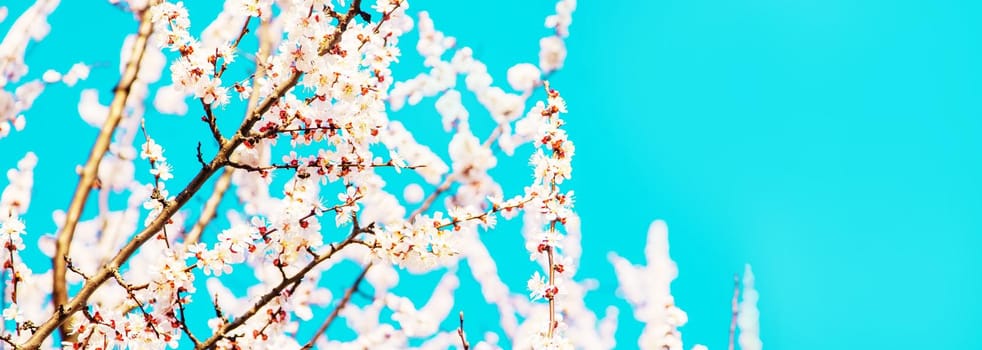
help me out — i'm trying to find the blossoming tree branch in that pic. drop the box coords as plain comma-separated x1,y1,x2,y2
0,0,762,349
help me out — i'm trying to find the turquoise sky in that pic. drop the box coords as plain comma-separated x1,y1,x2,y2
3,1,982,349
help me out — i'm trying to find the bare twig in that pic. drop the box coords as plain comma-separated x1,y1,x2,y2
301,263,372,350
457,311,470,350
0,334,21,350
200,101,225,144
63,257,90,281
184,166,234,245
196,142,208,168
215,17,252,78
546,236,557,338
176,289,202,347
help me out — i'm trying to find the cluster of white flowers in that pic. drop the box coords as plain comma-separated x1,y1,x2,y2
513,87,580,349
0,154,32,338
0,1,54,138
387,5,579,157
368,212,456,271
607,222,764,350
138,137,179,227
0,1,765,349
738,264,763,350
539,0,575,73
0,153,44,339
609,220,692,350
151,2,234,106
381,121,450,183
0,152,36,218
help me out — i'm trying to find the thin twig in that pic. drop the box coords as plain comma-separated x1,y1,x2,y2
184,166,234,245
200,100,225,144
457,311,470,350
195,237,360,349
301,263,372,350
215,17,252,78
63,257,90,281
546,240,557,338
0,334,21,350
110,270,162,339
227,159,421,173
196,142,208,168
176,289,202,347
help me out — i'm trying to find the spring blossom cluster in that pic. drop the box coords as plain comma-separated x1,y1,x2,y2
0,0,763,349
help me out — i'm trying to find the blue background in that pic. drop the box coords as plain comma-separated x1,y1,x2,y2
3,0,982,349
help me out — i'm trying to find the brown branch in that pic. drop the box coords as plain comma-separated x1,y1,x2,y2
300,263,372,350
185,13,268,246
215,17,252,79
196,142,208,168
63,257,90,281
184,166,234,245
110,270,161,339
227,159,421,173
4,236,21,335
22,2,367,347
189,6,373,350
546,239,557,338
200,100,225,144
265,125,341,135
0,334,20,350
195,238,360,349
51,4,157,343
176,289,202,347
436,196,533,231
457,311,470,350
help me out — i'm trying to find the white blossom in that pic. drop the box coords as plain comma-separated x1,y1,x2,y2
738,264,763,350
0,2,763,349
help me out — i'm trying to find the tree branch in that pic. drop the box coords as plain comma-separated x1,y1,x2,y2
300,262,372,350
200,101,225,144
22,1,366,347
51,4,156,343
184,166,234,245
196,238,360,349
457,311,470,350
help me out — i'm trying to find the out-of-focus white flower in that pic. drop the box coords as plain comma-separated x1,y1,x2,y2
738,264,762,350
609,220,689,350
154,84,189,115
404,183,424,204
41,69,61,83
2,303,23,321
62,62,90,86
507,63,541,91
539,36,567,73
